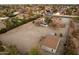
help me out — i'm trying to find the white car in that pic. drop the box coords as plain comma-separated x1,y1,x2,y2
13,12,20,15
40,24,48,27
0,17,9,20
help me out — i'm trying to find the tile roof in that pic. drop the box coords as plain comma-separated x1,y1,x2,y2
40,35,60,49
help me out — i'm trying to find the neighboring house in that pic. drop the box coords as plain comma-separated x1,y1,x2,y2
0,22,6,30
0,17,8,30
32,10,42,15
51,17,65,28
15,13,30,19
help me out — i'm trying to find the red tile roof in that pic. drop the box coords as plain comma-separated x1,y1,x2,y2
40,35,60,49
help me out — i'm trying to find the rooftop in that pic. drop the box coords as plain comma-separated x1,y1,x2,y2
40,35,60,49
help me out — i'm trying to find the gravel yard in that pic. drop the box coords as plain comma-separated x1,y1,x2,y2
0,22,54,53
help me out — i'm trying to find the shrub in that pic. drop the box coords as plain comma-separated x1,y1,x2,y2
73,17,79,23
0,41,3,46
60,33,63,37
64,39,77,55
0,28,7,34
12,18,23,26
1,15,41,34
29,48,40,55
7,45,20,55
45,16,52,24
0,41,5,52
0,46,5,52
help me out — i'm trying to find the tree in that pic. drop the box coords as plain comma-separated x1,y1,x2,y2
0,28,7,34
45,16,52,24
60,33,63,37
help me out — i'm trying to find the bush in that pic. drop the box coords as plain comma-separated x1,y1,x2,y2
0,28,7,34
5,18,25,30
64,39,77,55
6,11,16,17
29,48,40,55
12,18,24,26
1,15,41,33
0,46,5,52
45,16,52,24
73,17,79,23
0,41,3,46
0,41,5,52
7,45,20,55
64,50,76,55
60,33,63,37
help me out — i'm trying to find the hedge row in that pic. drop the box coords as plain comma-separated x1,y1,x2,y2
0,15,42,34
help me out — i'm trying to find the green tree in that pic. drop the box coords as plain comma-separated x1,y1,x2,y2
0,28,7,34
45,16,52,24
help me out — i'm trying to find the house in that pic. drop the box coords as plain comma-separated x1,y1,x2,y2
51,17,65,28
0,17,8,30
40,35,61,54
